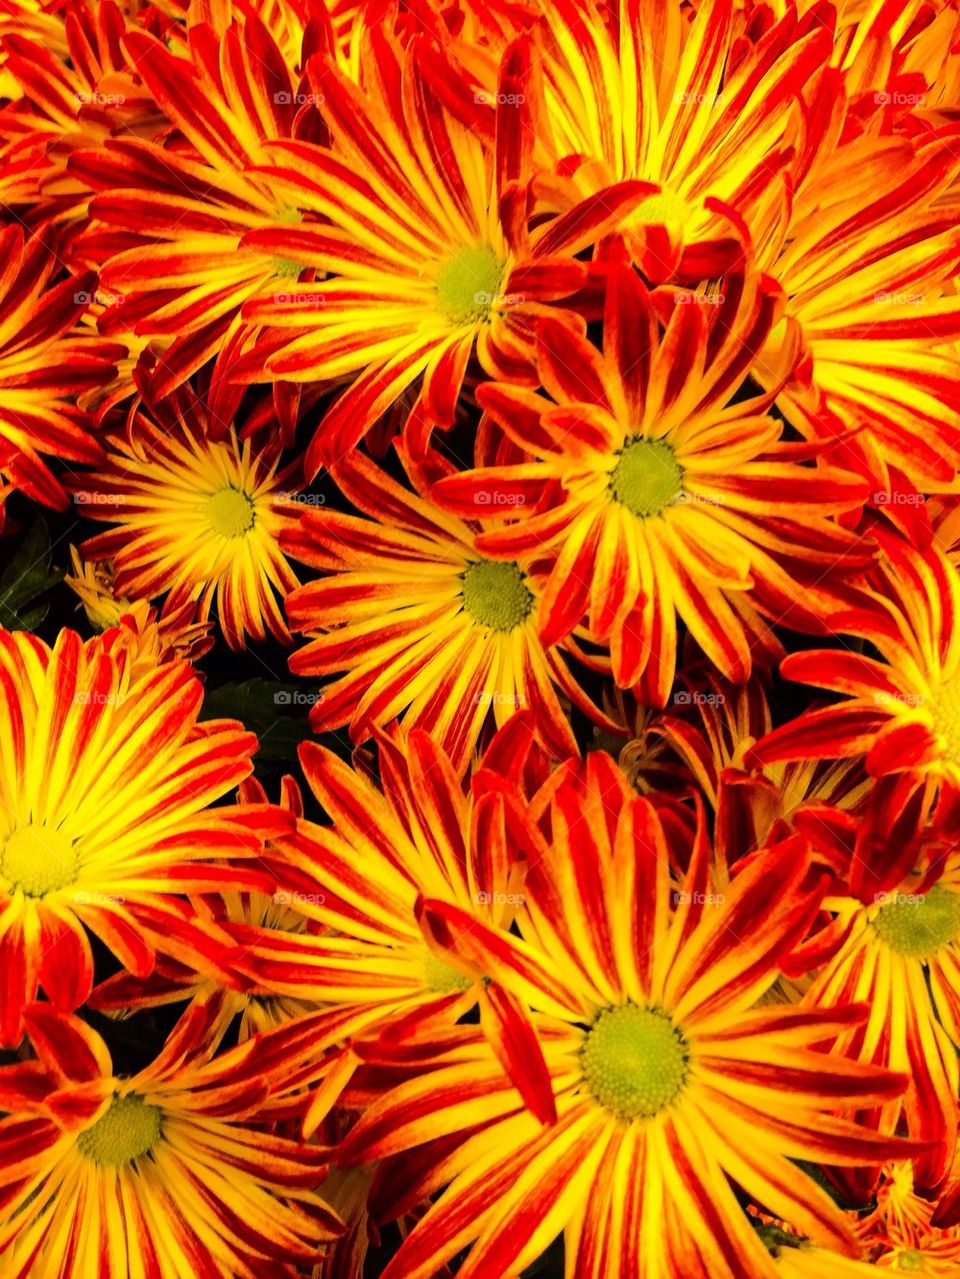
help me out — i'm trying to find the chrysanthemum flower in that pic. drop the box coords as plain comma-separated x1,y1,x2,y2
235,722,552,1133
68,16,327,402
0,226,123,508
0,625,284,1046
781,785,960,1192
433,264,871,699
338,753,916,1278
754,118,960,495
0,1002,342,1277
0,1,161,229
70,388,300,649
858,1161,960,1274
751,530,960,793
282,446,614,774
238,33,648,472
526,0,831,279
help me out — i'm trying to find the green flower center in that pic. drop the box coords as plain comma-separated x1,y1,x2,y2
422,950,474,994
581,1004,689,1122
895,1250,924,1271
77,1094,163,1166
931,676,960,766
609,438,684,518
271,256,305,278
435,245,504,326
872,883,960,958
206,486,256,538
631,190,690,226
460,560,534,633
0,825,79,898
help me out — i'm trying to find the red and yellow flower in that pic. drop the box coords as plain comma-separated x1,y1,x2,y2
65,547,214,673
282,446,613,774
69,16,326,405
237,31,647,472
0,1002,341,1277
337,753,917,1278
434,264,871,700
527,0,830,280
70,388,300,650
752,529,960,795
0,625,282,1046
858,1161,960,1274
232,722,551,1134
0,226,123,509
780,779,960,1193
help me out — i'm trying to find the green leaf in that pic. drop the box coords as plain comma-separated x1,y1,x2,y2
200,678,322,764
0,519,62,631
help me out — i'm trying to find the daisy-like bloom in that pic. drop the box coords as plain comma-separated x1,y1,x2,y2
781,778,960,1192
67,16,327,403
0,625,287,1047
282,445,614,774
0,1002,342,1277
0,0,162,231
525,0,831,280
751,529,960,794
0,226,123,508
70,387,299,649
234,722,553,1134
237,31,648,473
433,263,871,700
337,752,917,1278
753,115,960,496
858,1161,960,1274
